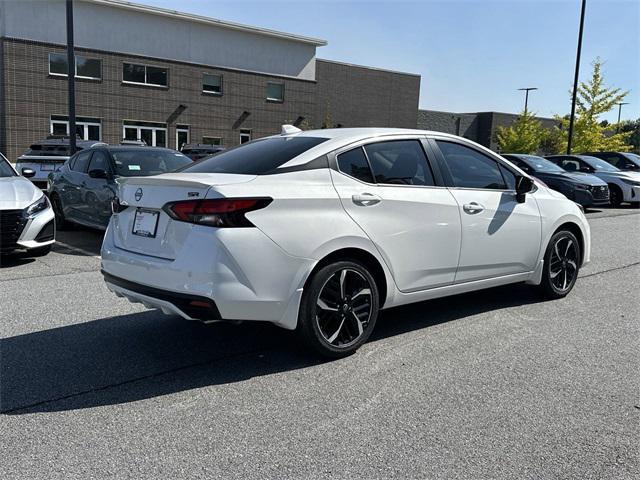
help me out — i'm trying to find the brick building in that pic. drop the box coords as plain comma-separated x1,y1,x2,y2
417,109,559,152
0,0,420,161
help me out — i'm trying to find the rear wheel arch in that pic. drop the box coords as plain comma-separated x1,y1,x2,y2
304,248,388,308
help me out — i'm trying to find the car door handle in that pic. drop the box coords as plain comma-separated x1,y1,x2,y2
352,193,381,206
463,202,484,214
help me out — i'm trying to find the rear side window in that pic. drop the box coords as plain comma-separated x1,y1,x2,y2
72,151,92,172
181,137,328,175
337,148,374,183
436,141,506,189
364,140,435,186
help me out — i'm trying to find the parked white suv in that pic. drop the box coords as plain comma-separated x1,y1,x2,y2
102,127,590,356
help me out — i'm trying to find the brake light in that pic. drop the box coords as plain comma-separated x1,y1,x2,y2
163,198,272,228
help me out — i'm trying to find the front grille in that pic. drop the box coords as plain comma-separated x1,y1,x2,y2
0,210,27,251
589,185,609,200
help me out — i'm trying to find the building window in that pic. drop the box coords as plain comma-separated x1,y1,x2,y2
123,63,168,87
266,82,284,102
176,125,190,150
202,136,223,146
203,74,222,94
50,115,101,140
123,120,167,147
239,129,252,144
49,53,102,80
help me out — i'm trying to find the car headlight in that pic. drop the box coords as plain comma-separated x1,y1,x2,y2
25,195,50,216
573,183,590,190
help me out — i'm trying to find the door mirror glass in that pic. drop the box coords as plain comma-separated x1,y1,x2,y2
515,176,534,203
88,168,108,179
22,168,36,178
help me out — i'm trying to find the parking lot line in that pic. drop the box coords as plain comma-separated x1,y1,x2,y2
54,241,101,258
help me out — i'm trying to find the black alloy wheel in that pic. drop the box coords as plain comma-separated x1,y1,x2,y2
298,260,379,357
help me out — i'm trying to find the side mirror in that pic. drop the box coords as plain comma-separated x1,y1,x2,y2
516,176,535,203
22,168,36,178
88,168,108,179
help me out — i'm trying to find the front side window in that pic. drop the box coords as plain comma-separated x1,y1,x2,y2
337,147,374,183
111,149,191,177
266,82,284,102
49,53,101,80
436,141,507,190
203,74,222,94
88,150,110,173
123,63,168,87
364,140,435,186
182,137,328,175
72,151,92,173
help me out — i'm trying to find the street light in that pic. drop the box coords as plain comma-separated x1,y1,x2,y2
518,87,538,114
616,102,629,132
567,0,587,154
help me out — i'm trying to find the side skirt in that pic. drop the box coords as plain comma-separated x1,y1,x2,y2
385,271,535,309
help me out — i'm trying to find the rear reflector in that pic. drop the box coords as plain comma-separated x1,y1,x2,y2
163,197,272,228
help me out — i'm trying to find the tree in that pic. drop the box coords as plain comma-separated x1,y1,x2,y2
321,102,334,129
496,109,546,153
553,59,632,153
619,118,640,153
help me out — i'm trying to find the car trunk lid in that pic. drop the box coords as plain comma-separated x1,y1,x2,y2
113,173,256,259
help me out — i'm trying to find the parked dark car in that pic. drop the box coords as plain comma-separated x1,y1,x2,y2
582,151,640,172
48,146,192,230
180,143,225,161
546,154,640,207
502,154,609,208
16,136,106,189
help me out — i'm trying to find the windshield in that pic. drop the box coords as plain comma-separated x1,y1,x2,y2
518,155,565,173
623,153,640,165
580,155,620,172
112,149,192,177
0,154,16,177
181,136,328,175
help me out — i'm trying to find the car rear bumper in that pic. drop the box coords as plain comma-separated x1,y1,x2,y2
100,220,314,329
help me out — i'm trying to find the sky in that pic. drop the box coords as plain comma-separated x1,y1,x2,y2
142,0,639,123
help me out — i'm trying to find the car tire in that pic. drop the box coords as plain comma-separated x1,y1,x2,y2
608,184,623,208
50,193,72,230
28,245,52,257
297,260,379,358
539,230,581,299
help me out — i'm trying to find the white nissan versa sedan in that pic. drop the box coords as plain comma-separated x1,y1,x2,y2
101,127,591,357
0,152,55,256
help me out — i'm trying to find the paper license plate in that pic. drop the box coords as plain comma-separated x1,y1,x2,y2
132,209,159,238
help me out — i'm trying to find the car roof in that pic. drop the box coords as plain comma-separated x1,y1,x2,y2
29,138,105,147
98,146,181,153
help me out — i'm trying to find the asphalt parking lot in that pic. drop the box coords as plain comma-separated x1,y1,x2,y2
1,207,639,479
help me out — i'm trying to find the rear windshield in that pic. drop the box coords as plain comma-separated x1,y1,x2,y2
180,136,328,175
0,155,16,177
111,149,192,177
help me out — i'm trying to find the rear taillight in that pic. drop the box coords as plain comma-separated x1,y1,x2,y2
163,198,272,228
111,197,128,214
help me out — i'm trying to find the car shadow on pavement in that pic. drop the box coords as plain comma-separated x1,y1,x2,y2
53,225,105,256
0,254,37,268
1,283,541,415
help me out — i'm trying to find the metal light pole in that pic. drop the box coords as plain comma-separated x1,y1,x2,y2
518,87,538,114
567,0,587,154
616,102,629,132
66,0,77,155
